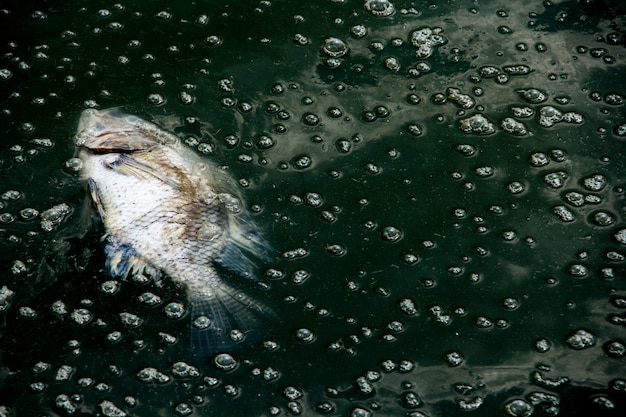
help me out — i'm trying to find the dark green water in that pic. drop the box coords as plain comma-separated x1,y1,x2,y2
1,0,625,416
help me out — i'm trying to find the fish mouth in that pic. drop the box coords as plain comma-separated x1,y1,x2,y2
75,127,147,153
75,110,159,153
77,144,143,154
75,109,135,141
74,108,176,153
80,128,141,153
76,135,158,154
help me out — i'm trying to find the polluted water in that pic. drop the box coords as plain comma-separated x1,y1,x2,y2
0,1,625,416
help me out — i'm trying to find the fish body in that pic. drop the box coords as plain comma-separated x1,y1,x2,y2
75,108,271,355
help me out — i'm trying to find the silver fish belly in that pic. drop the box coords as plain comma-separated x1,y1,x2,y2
74,108,271,355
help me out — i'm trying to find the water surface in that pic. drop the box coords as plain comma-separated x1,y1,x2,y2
0,0,625,416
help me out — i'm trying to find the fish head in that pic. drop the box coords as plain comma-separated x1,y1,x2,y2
74,108,166,153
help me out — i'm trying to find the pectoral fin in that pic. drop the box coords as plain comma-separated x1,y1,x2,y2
87,179,106,220
105,154,180,188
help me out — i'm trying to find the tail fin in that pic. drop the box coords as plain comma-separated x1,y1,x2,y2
189,281,273,358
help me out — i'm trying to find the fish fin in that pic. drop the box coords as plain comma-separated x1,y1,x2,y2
216,214,274,279
87,179,106,220
104,238,159,280
105,154,180,189
190,281,273,358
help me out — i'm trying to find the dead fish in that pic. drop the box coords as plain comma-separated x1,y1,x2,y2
74,108,272,356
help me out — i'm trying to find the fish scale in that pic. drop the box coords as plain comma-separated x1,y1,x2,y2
75,108,273,357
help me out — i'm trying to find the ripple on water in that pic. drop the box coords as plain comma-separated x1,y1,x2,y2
566,329,596,349
380,225,402,242
364,0,395,17
503,399,533,417
410,27,447,58
213,353,237,371
459,114,496,135
321,37,348,58
501,117,528,135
